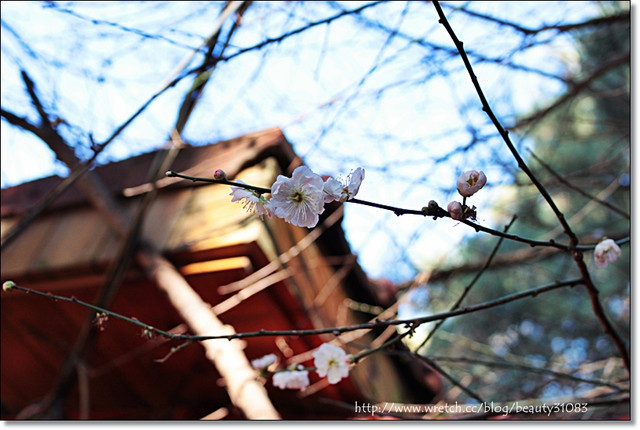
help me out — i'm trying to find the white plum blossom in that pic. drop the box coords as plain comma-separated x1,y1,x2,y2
230,181,273,219
313,343,350,385
272,369,310,391
251,353,277,370
457,170,487,198
322,177,344,203
447,201,464,221
270,166,325,228
594,238,621,268
323,168,365,203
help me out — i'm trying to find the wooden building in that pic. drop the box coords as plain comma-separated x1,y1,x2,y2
1,128,439,420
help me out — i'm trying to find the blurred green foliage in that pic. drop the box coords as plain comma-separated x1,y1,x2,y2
409,1,629,416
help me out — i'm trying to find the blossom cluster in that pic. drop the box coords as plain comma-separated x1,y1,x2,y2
229,166,364,229
251,343,351,391
447,170,487,221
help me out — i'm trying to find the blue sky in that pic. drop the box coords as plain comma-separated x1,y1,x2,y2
0,1,607,280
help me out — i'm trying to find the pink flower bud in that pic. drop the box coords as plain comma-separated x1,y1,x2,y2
447,201,464,221
213,169,227,181
457,170,487,198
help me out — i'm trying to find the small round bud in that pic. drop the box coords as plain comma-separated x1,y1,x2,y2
447,201,464,221
214,169,227,181
3,280,16,292
422,200,440,216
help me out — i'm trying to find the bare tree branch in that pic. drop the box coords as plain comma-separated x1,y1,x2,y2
416,215,518,351
448,5,630,36
6,69,281,420
2,277,585,342
432,0,629,373
513,52,630,129
529,150,629,219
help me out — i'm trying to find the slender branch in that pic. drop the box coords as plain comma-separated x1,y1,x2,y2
528,151,630,219
428,356,628,392
350,12,569,84
3,277,583,342
45,3,201,51
574,255,630,372
0,70,185,250
0,159,96,250
431,0,629,375
166,170,271,194
351,330,412,363
448,5,629,36
432,1,577,246
166,169,628,252
220,1,386,62
416,215,517,352
349,197,426,216
416,355,485,403
513,52,630,130
1,107,46,136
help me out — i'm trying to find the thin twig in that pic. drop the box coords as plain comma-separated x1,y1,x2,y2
416,215,517,352
220,1,386,63
513,52,630,130
528,150,629,219
417,355,485,404
431,0,630,374
428,356,628,392
351,330,412,363
166,170,271,194
432,1,577,245
448,5,629,36
166,169,628,252
3,277,583,342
